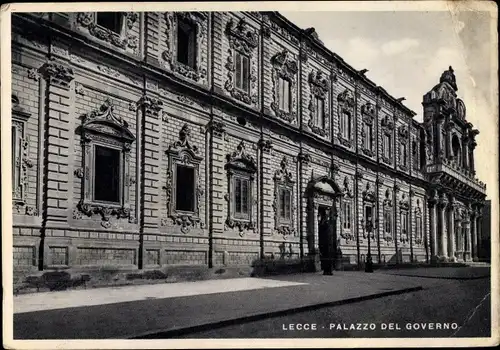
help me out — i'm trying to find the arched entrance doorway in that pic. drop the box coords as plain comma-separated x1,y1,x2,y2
305,176,342,274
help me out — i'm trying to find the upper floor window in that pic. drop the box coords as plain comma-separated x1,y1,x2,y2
235,51,250,93
363,122,373,150
383,208,392,236
96,12,123,34
401,211,409,235
412,141,419,170
400,142,407,167
313,96,325,129
278,77,291,113
340,111,351,140
383,133,392,158
177,16,197,69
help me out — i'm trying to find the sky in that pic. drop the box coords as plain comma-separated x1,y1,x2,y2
282,8,497,199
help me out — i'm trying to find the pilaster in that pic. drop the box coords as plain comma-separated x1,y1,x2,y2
427,190,438,264
447,196,456,262
438,193,448,259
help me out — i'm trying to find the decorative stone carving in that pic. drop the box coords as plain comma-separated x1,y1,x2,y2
76,12,139,52
337,89,355,147
362,182,376,203
162,12,208,82
224,17,259,105
342,176,354,198
273,156,296,238
76,98,135,227
138,95,163,118
258,138,273,153
297,151,311,166
360,101,376,156
307,70,330,137
208,120,226,138
270,49,298,123
225,140,257,235
165,123,204,233
39,61,74,88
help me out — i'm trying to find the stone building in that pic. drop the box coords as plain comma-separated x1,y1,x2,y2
10,11,487,275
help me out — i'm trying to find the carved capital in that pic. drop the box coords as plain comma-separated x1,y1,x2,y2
258,138,273,153
39,61,74,88
138,95,163,118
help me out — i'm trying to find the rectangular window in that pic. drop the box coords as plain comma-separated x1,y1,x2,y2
12,124,22,199
279,187,292,221
363,123,372,150
176,165,195,212
416,216,422,241
384,209,392,234
401,212,408,234
383,134,392,158
235,52,250,92
342,201,352,230
314,96,325,128
96,12,123,34
401,143,407,166
177,17,197,69
341,111,351,139
94,145,121,203
278,77,291,113
234,177,250,219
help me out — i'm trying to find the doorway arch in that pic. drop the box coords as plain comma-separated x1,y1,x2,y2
305,176,342,272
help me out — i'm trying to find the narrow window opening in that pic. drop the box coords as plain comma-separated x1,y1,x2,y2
176,165,195,212
94,145,121,203
96,12,123,34
177,17,197,69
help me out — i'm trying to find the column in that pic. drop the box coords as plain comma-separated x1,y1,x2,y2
438,193,448,259
465,208,472,261
455,220,462,260
427,191,438,264
447,197,456,262
471,208,478,261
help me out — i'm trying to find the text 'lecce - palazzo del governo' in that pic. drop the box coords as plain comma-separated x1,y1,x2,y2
11,11,487,276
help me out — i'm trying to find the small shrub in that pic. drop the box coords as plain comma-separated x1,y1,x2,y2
214,268,226,275
143,270,167,280
42,271,71,291
126,273,143,280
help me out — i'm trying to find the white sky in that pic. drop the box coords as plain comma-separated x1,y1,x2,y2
282,9,497,199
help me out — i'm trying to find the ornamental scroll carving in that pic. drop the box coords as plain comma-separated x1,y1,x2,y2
273,156,296,238
225,141,257,235
360,101,376,156
76,12,139,52
337,89,355,147
270,49,298,123
162,12,208,82
307,70,330,137
76,98,135,228
164,123,204,234
224,17,259,105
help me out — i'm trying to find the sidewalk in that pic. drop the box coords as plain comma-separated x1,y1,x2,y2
14,271,426,339
376,266,490,280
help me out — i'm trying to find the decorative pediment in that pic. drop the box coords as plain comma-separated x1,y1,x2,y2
342,176,353,198
398,125,409,141
226,141,257,173
225,17,259,55
81,98,135,142
361,101,376,120
274,156,294,184
362,182,376,202
399,193,410,211
308,70,329,98
12,94,31,120
383,188,393,207
271,49,298,78
456,98,466,120
337,89,355,110
439,66,458,91
167,123,201,161
381,115,394,131
415,199,422,215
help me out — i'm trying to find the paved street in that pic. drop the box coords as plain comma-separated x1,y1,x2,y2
12,267,491,339
178,277,490,338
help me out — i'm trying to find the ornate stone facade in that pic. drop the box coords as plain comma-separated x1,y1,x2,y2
11,12,486,274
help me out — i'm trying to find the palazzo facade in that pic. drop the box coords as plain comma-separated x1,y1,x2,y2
11,11,487,274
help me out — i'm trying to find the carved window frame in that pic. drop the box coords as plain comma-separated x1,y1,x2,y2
361,102,376,157
414,201,423,245
225,141,257,234
163,12,208,82
270,49,298,123
398,125,409,171
382,189,394,242
399,193,410,244
76,99,135,228
337,89,355,147
307,70,330,137
76,12,139,52
273,156,296,238
412,138,420,171
361,182,376,240
224,17,259,105
11,95,33,213
339,176,354,242
165,124,204,234
381,115,394,164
